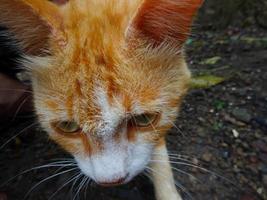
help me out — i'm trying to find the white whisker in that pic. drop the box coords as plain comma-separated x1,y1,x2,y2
70,173,83,199
1,161,77,187
83,177,92,200
73,175,87,200
150,159,237,188
0,122,38,150
23,167,78,200
146,166,193,200
48,172,80,200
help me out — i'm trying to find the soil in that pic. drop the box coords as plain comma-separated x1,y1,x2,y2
0,12,267,200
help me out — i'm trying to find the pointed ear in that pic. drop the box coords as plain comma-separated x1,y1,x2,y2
0,0,65,55
129,0,203,47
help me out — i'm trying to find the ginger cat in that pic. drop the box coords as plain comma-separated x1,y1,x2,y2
0,0,203,199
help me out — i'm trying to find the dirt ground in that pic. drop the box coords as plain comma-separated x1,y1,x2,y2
0,8,267,200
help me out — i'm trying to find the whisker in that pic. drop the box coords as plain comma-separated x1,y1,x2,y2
48,172,80,200
0,88,33,94
0,122,38,150
157,152,210,166
23,167,78,200
172,166,201,184
73,176,83,200
83,177,91,200
145,114,158,135
150,159,238,189
50,158,76,162
149,159,201,184
146,166,193,200
73,175,87,200
143,170,153,183
70,173,83,199
164,151,195,159
11,95,31,121
166,119,185,137
1,160,77,187
152,153,196,164
51,160,77,175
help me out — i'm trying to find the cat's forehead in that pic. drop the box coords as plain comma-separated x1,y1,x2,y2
37,54,163,118
61,0,141,46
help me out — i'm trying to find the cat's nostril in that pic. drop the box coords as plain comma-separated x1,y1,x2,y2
97,173,129,187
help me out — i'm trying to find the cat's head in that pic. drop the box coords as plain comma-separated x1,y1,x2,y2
1,0,203,185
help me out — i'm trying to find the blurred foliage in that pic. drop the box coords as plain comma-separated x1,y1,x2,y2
199,0,267,29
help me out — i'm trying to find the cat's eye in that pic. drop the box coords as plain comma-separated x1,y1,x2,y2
54,121,80,134
133,113,159,127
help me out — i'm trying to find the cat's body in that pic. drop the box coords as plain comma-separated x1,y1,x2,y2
0,0,203,199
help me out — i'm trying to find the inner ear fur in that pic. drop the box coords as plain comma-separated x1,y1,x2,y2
0,0,64,55
130,0,203,47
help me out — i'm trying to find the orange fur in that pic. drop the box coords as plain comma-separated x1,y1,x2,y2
0,1,204,198
45,100,59,111
0,0,202,162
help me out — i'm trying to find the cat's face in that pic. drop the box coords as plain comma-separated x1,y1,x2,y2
31,39,190,184
1,0,202,185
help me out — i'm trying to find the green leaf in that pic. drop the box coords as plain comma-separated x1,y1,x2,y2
200,56,221,65
191,75,225,89
186,38,194,45
241,37,267,46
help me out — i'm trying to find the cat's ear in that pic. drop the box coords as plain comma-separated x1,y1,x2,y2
0,0,65,55
128,0,203,48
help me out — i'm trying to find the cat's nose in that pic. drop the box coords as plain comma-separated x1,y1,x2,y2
97,173,129,187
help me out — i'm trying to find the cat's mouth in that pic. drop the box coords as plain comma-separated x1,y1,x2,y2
97,173,130,187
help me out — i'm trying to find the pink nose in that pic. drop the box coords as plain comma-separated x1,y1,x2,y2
97,175,128,187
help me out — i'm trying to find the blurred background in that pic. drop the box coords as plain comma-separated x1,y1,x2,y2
0,0,267,200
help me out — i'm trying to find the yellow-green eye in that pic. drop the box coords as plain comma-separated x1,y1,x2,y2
134,113,159,127
55,121,80,134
